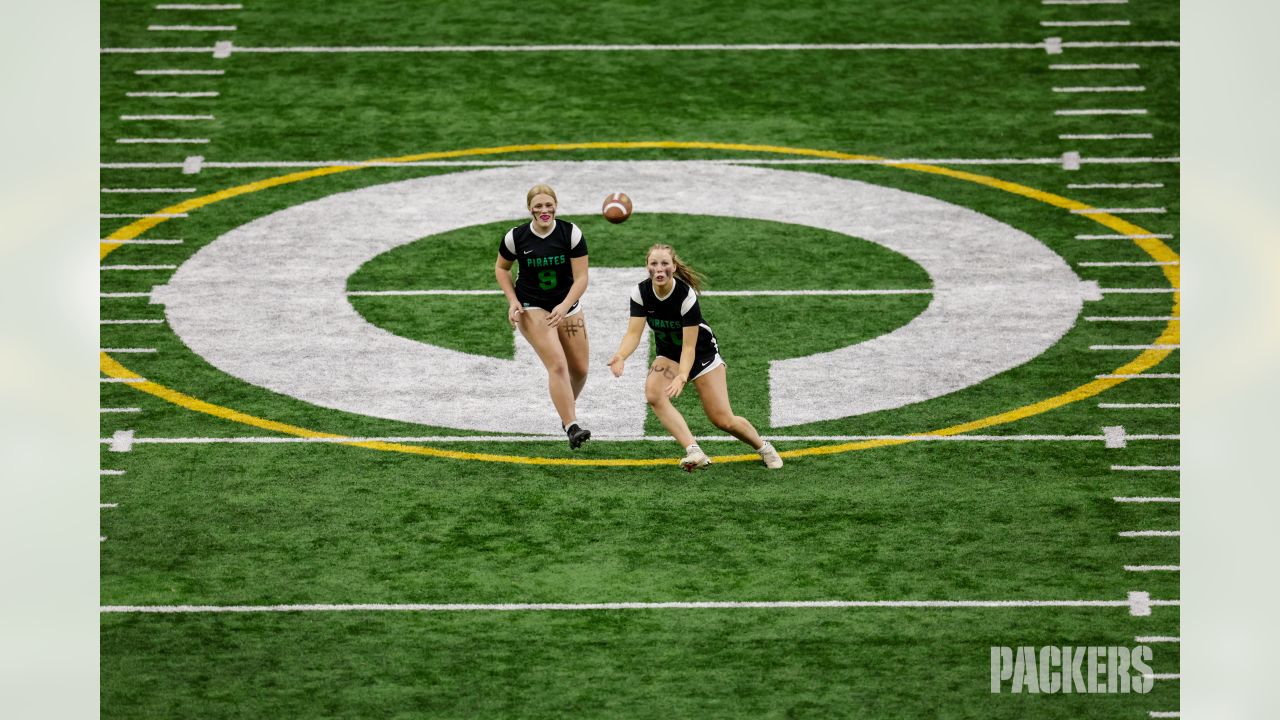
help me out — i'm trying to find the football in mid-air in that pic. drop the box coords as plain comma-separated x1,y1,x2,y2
602,192,633,224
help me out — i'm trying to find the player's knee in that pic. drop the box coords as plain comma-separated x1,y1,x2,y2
709,412,737,431
645,387,665,406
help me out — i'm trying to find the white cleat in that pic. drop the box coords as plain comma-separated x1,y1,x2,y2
758,441,784,469
680,446,712,472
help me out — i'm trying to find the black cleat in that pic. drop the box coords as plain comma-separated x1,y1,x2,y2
566,423,591,450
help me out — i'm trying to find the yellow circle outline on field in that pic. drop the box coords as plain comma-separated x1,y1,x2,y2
101,141,1179,466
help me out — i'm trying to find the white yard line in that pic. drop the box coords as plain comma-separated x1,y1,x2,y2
1072,207,1166,214
1079,261,1178,267
1113,497,1180,503
1125,566,1180,572
1077,233,1173,239
1119,531,1180,538
1040,21,1131,27
1099,403,1179,409
1097,373,1180,379
1112,465,1181,471
120,114,215,120
125,91,220,97
100,213,188,218
98,433,1180,446
100,40,1181,54
99,156,1182,170
1058,133,1152,139
1050,64,1140,70
148,25,238,31
101,187,197,193
100,595,1177,615
1056,108,1148,115
134,69,225,75
116,137,210,144
1069,182,1163,188
1053,86,1146,93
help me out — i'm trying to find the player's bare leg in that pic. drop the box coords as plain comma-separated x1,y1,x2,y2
518,309,577,427
557,313,589,400
692,365,765,449
645,357,696,449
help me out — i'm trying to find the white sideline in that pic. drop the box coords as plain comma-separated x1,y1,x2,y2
1099,288,1178,294
1079,261,1177,267
1069,183,1162,188
1112,465,1181,471
1146,674,1181,680
100,348,158,353
100,213,188,218
1072,207,1166,214
100,503,118,509
1136,636,1180,643
1053,86,1146,93
96,433,1181,446
148,25,237,31
135,69,225,75
1125,566,1180,572
1050,64,1139,70
347,288,934,297
1119,531,1180,537
102,187,197,192
1085,316,1177,321
100,40,1179,54
1149,712,1180,718
1099,403,1179,409
100,378,144,384
125,91,219,97
1113,497,1180,503
101,319,164,325
100,408,143,413
120,114,215,120
1056,109,1147,115
100,265,179,270
1090,344,1180,350
155,3,243,8
100,470,126,476
101,292,152,298
116,137,210,144
100,239,184,245
99,595,1178,615
1058,133,1152,140
1097,373,1180,379
1041,21,1131,27
98,156,1182,169
1044,0,1128,4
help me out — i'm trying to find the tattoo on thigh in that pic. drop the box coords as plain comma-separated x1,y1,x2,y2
562,318,585,337
649,364,676,379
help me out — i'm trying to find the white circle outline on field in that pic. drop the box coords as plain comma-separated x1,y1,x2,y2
153,162,1088,434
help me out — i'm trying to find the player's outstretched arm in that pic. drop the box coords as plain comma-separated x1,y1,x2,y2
609,317,648,377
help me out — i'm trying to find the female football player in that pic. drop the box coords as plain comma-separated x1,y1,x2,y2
607,244,783,470
495,184,591,448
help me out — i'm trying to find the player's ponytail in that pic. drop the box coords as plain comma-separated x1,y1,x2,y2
647,243,707,292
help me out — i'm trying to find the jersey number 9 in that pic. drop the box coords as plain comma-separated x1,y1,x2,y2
537,269,558,291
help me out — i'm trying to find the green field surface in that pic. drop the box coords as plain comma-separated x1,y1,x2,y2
100,1,1180,717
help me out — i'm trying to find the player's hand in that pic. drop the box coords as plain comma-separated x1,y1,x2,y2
546,304,567,327
507,303,524,327
666,373,688,398
608,354,625,377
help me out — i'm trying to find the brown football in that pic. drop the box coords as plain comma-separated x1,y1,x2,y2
601,192,633,224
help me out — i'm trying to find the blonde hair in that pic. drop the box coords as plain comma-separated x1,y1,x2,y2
647,243,707,292
526,184,558,208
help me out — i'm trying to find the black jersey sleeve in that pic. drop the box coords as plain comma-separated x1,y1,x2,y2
497,228,518,262
679,287,704,327
629,283,646,317
567,223,588,258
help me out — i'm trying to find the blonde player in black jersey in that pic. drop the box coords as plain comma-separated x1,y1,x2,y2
608,244,783,471
496,184,591,448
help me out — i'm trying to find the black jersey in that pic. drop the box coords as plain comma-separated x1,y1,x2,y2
630,278,720,363
498,220,587,310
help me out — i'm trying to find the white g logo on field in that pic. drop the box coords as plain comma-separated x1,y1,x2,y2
153,163,1091,435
